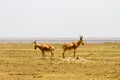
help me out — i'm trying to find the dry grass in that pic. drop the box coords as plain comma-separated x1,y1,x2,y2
0,42,120,80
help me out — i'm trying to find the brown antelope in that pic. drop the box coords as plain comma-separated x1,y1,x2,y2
34,41,55,59
62,36,84,58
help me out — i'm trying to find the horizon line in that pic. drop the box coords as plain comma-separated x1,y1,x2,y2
0,37,120,40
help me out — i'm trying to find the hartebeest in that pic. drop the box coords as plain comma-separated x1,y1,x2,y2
62,36,84,58
34,41,55,59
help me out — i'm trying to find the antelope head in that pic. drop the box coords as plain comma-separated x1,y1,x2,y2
34,41,37,50
79,36,84,45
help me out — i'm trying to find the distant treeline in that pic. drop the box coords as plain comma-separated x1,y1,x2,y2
0,38,120,43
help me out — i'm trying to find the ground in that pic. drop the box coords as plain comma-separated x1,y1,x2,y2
0,42,120,80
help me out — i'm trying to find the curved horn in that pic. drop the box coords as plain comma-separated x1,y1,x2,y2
79,35,83,38
81,36,83,38
79,35,83,40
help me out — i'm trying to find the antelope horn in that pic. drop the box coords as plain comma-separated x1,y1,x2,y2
79,35,83,39
81,36,83,38
34,41,37,44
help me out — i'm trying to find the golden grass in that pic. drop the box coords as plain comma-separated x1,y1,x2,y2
0,42,120,80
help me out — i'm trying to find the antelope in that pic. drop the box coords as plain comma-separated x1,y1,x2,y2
62,36,84,58
34,41,55,59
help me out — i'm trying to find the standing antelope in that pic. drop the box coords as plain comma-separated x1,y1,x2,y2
62,36,84,58
34,41,55,59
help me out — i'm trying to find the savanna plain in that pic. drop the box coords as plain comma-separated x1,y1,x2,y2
0,42,120,80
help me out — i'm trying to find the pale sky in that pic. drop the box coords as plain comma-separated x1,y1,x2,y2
0,0,120,38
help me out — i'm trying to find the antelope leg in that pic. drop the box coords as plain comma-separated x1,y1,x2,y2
73,49,76,58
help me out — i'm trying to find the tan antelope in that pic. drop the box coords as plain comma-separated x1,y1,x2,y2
62,36,84,58
34,41,55,59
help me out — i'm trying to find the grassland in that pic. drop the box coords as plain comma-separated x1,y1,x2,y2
0,42,120,80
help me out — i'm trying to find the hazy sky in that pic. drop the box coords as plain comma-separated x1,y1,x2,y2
0,0,120,38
